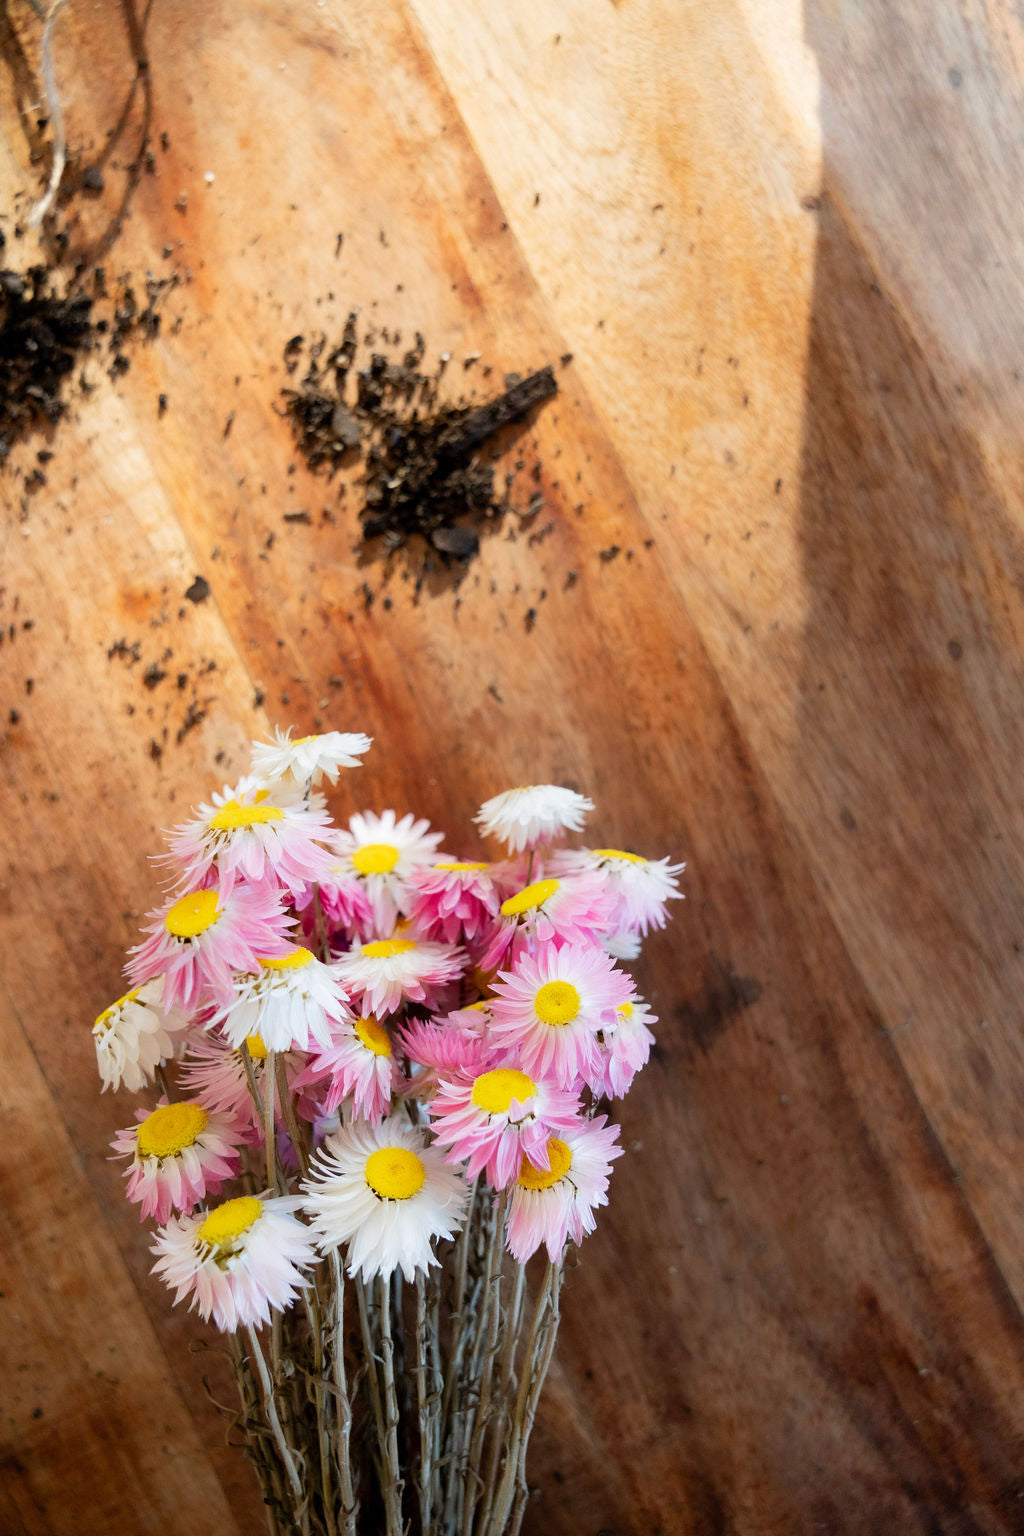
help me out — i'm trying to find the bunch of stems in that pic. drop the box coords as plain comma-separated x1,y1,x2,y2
215,1048,564,1536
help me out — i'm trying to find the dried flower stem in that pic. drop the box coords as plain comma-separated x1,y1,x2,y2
27,0,70,228
378,1274,405,1535
414,1271,442,1532
276,1053,310,1176
328,1250,359,1534
264,1050,279,1193
486,1262,563,1536
461,1193,508,1535
247,1323,306,1512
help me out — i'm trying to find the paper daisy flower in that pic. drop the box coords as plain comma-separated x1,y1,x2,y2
151,1194,315,1332
294,1014,400,1123
475,785,595,854
428,1063,583,1186
211,946,352,1053
93,979,190,1093
304,1117,469,1282
332,810,444,933
294,862,373,944
549,846,685,936
394,1012,494,1099
177,1030,302,1131
408,860,500,944
488,943,633,1089
588,997,657,1098
603,929,643,962
249,725,372,788
505,1116,622,1263
111,1099,243,1223
166,781,334,896
478,870,619,971
335,935,464,1019
128,882,294,1013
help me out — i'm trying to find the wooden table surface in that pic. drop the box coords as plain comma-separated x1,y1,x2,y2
2,2,1023,1532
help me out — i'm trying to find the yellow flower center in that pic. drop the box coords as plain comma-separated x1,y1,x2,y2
352,843,400,875
434,861,489,872
209,798,285,830
93,986,143,1031
534,980,581,1026
617,1000,634,1020
362,938,416,959
292,734,319,745
259,947,315,971
244,1034,268,1060
365,1146,425,1200
518,1137,572,1191
355,1015,391,1056
500,878,560,918
197,1195,263,1249
471,1068,536,1115
137,1102,208,1159
464,1000,490,1012
593,848,645,864
165,888,221,939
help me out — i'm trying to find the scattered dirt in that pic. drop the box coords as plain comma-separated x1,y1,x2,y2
0,256,180,463
281,318,558,570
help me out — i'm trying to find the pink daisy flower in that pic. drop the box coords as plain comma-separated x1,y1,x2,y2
335,935,465,1019
428,1062,583,1186
294,862,373,945
151,1194,315,1332
111,1099,243,1223
394,1011,495,1099
210,946,353,1053
407,860,501,944
478,870,618,971
128,882,294,1013
505,1115,622,1263
332,810,444,934
293,1014,400,1124
177,1030,306,1132
585,997,658,1099
166,781,335,896
549,846,684,936
488,942,633,1089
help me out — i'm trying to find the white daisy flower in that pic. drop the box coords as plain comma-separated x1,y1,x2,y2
335,935,464,1019
333,810,444,934
603,930,643,961
250,725,372,788
151,1194,316,1332
210,946,353,1053
475,785,595,854
93,979,190,1093
549,846,685,936
304,1116,468,1282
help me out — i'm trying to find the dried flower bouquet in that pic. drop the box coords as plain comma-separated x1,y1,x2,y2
93,729,682,1535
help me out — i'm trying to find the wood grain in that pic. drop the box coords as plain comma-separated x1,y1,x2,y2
1,2,1022,1533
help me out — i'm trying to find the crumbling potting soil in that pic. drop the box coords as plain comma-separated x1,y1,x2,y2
0,261,178,461
281,317,558,568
